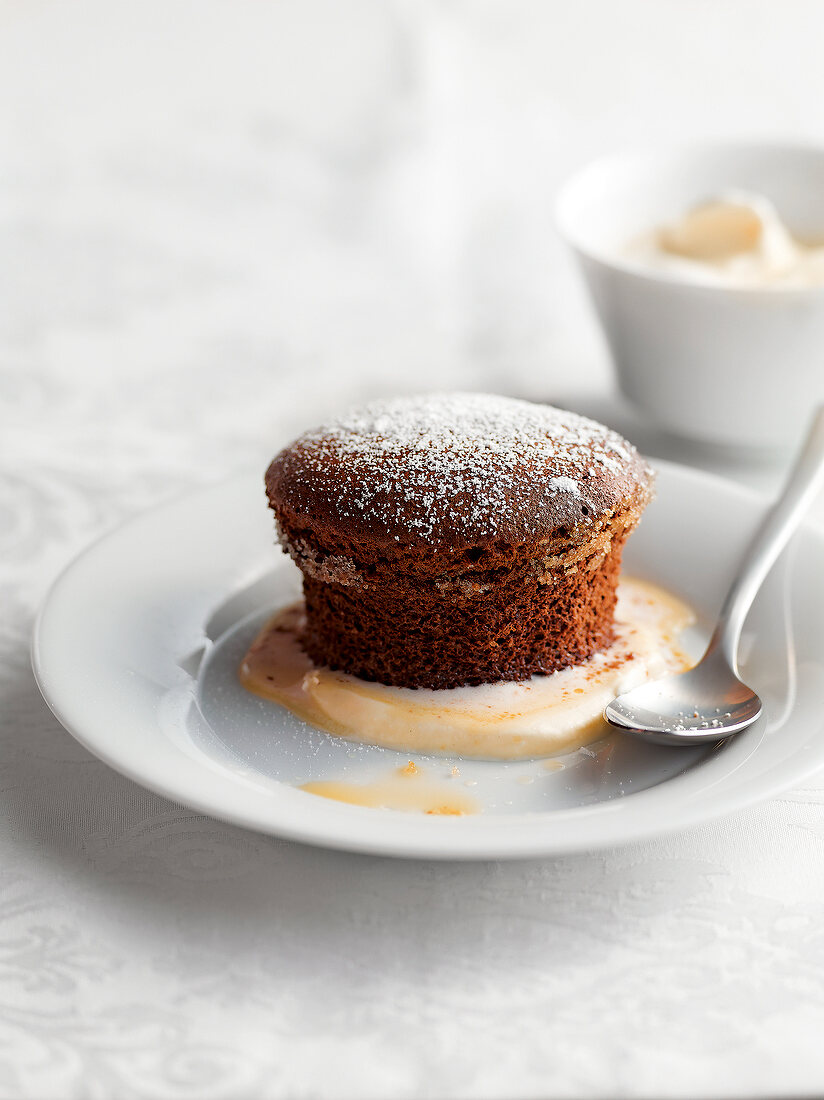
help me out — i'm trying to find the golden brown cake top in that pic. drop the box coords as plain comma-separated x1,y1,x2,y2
266,392,654,549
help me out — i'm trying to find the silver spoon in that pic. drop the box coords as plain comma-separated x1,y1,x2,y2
604,405,824,746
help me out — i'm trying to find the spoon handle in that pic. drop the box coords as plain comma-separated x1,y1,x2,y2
714,404,824,670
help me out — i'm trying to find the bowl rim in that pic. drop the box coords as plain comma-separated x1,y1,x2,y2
555,139,824,297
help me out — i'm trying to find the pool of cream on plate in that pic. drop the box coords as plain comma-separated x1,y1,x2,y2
239,577,694,760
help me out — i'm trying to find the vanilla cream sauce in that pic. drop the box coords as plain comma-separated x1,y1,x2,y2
239,578,694,760
301,761,480,814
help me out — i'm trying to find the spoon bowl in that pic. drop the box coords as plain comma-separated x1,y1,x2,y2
605,646,763,746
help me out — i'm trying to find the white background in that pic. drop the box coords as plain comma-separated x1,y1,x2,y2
2,2,824,1097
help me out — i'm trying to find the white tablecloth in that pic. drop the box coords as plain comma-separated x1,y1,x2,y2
4,3,824,1097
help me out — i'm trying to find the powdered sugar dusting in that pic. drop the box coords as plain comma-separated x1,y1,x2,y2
272,392,652,544
549,476,581,495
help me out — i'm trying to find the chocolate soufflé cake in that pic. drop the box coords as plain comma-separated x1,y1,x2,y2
265,393,655,690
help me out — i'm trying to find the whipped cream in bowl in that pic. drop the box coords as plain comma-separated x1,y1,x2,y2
626,190,824,288
556,143,824,447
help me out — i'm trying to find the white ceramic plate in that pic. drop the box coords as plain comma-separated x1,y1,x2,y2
32,461,824,860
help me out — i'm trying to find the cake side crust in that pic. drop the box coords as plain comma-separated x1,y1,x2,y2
289,503,641,690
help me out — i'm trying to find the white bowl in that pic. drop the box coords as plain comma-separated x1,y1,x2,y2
556,144,824,448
